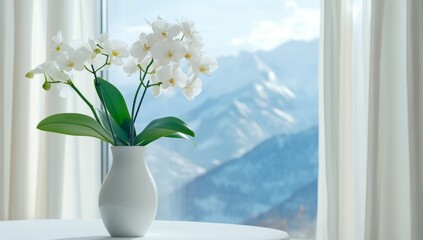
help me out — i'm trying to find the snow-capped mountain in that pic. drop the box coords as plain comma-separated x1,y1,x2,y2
170,56,299,168
162,126,318,224
174,40,317,169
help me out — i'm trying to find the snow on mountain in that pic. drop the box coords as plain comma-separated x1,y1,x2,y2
163,126,318,223
259,41,319,134
159,40,318,169
191,71,292,167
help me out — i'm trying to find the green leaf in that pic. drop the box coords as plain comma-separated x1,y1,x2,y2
95,77,132,135
97,109,130,145
166,132,191,140
134,117,195,146
143,117,195,136
166,132,196,146
37,113,114,144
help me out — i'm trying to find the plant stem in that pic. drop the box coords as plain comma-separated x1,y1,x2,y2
84,66,94,73
67,80,101,124
130,76,143,144
91,65,118,145
129,59,154,144
95,55,110,72
132,60,154,113
133,80,150,123
147,82,162,87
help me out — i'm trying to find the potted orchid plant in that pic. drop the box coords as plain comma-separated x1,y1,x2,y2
26,17,218,237
26,17,217,146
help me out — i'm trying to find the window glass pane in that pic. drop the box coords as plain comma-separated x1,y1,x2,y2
108,1,319,238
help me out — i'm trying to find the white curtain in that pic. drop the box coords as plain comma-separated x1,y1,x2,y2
317,0,423,240
0,0,102,220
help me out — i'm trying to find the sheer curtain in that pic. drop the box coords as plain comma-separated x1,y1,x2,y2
0,0,102,220
317,0,423,240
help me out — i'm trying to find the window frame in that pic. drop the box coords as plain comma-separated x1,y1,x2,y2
100,0,110,182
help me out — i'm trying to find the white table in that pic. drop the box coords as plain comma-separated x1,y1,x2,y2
0,219,289,240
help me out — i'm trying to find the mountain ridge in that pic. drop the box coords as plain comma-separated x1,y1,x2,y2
162,126,318,224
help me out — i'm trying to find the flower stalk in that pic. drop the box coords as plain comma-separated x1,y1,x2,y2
129,59,155,145
66,80,101,124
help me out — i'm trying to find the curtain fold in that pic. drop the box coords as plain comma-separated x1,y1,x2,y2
317,0,423,239
407,1,423,239
0,0,102,220
0,0,15,221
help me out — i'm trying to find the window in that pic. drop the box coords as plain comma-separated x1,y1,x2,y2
108,1,319,238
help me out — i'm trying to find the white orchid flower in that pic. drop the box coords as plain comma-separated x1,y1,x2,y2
56,47,91,71
189,32,205,48
183,76,202,101
177,18,204,47
151,16,180,40
130,33,158,61
47,67,70,82
25,62,49,79
151,40,186,66
123,55,156,76
178,18,196,40
104,39,129,65
157,64,187,89
97,33,109,46
29,61,69,81
139,55,156,71
51,31,70,58
139,55,158,75
87,39,108,71
88,39,97,51
184,42,202,64
32,62,52,75
192,56,218,76
87,33,109,57
123,57,139,76
90,33,109,53
178,18,204,47
52,31,63,46
88,39,102,55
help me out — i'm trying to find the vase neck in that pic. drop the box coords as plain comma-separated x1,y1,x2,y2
111,146,147,165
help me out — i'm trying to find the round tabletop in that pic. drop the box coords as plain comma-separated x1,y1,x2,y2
0,219,289,240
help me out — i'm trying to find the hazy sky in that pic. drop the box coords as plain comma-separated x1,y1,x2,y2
108,0,320,57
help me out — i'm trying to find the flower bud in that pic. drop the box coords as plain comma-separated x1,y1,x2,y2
42,81,51,91
25,71,34,79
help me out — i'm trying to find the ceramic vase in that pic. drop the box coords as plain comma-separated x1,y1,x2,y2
99,146,157,237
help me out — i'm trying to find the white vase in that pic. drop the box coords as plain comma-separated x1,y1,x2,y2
99,146,158,237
